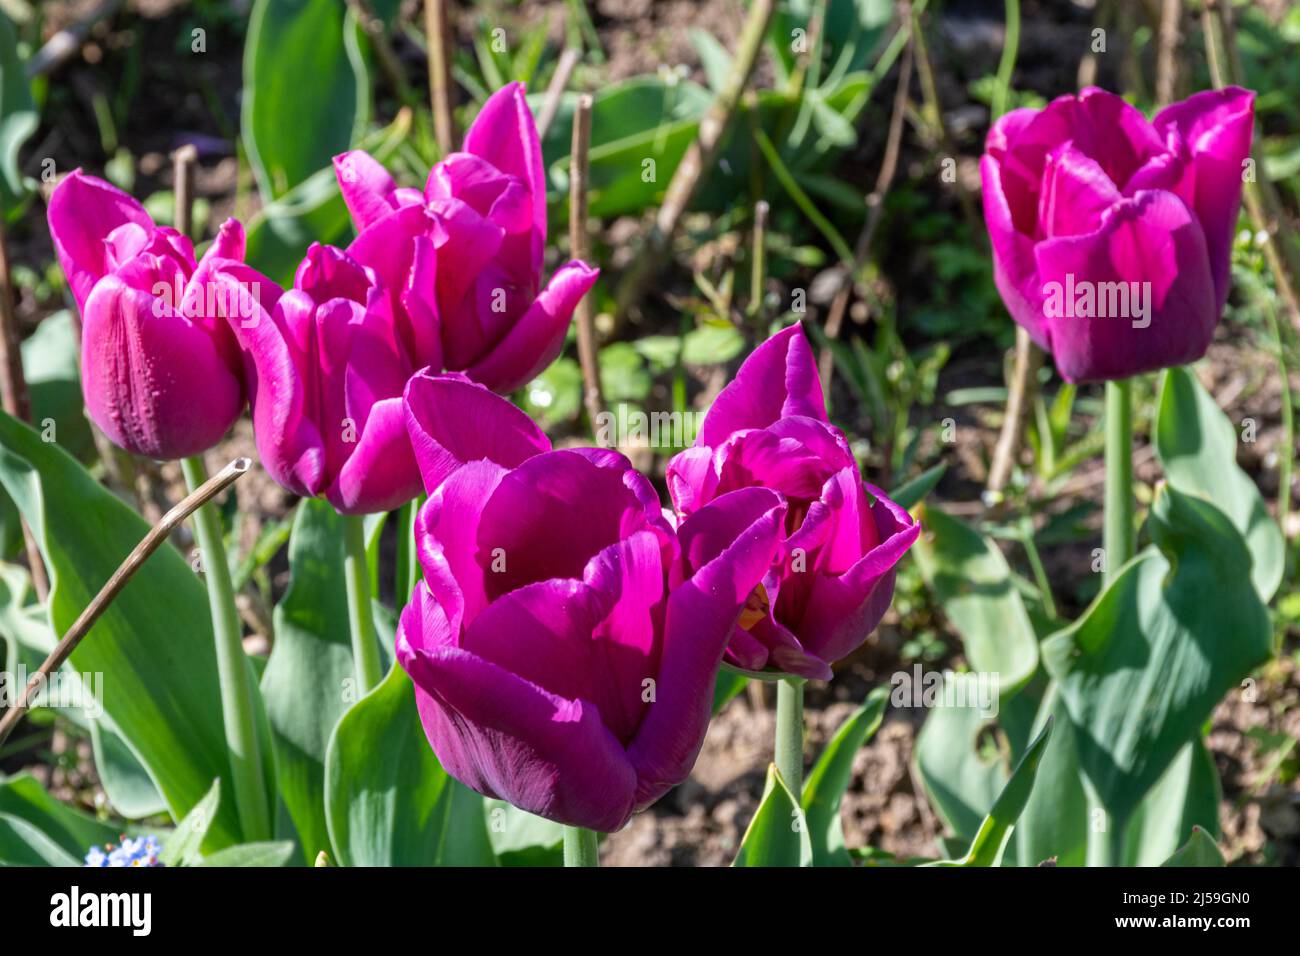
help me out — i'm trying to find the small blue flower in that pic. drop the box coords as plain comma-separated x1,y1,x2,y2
83,834,164,867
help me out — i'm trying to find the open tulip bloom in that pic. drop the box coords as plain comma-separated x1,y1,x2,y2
982,86,1254,384
47,170,247,460
397,372,787,833
668,326,920,680
334,81,598,394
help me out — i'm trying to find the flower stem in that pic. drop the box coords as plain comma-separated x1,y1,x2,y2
775,677,805,797
563,825,599,867
180,455,270,843
1103,379,1134,585
343,513,383,694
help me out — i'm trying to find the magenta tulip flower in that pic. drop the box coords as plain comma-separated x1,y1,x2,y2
396,371,786,831
981,86,1254,383
666,326,920,681
47,170,245,459
215,244,420,513
333,82,597,394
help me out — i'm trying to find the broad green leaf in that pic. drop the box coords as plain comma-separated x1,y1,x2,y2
0,774,120,862
325,664,497,866
928,718,1053,866
1042,486,1272,826
733,765,812,867
913,680,1005,845
802,685,888,866
683,323,746,366
1124,737,1221,867
0,813,79,866
1160,825,1225,867
1012,688,1089,867
1154,366,1284,601
888,463,945,511
689,29,733,93
712,668,748,714
261,499,361,859
0,412,244,846
160,780,221,867
196,840,296,867
484,801,565,867
0,13,37,220
912,504,1039,695
90,717,169,819
243,0,369,199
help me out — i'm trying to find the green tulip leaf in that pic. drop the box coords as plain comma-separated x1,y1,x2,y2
324,663,497,867
0,13,37,221
0,412,246,846
1159,825,1225,867
1155,366,1284,602
888,463,946,511
912,504,1039,695
1042,486,1272,827
195,840,297,867
733,764,813,867
243,0,369,200
802,685,889,866
160,779,221,867
0,774,121,865
0,813,80,866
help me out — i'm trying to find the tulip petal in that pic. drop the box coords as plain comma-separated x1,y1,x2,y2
327,396,421,514
462,81,547,258
1153,86,1255,311
1034,189,1217,382
982,153,1052,348
416,459,508,626
629,487,785,806
80,275,243,459
463,261,598,393
695,324,829,447
403,369,551,494
398,584,640,832
333,150,403,231
1037,143,1123,239
48,170,156,313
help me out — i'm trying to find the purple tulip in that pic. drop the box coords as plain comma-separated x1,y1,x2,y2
47,170,245,459
982,86,1254,383
333,82,597,394
396,371,786,831
215,244,420,513
666,326,920,680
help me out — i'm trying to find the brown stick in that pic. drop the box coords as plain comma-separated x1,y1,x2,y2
0,457,252,747
424,0,457,154
1154,0,1181,109
818,25,915,396
569,94,604,436
172,144,198,239
614,0,776,324
537,47,581,141
985,327,1042,494
749,199,769,323
0,219,48,602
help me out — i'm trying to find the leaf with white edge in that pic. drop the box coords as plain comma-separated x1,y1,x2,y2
196,841,296,867
0,774,120,863
1155,366,1284,602
1160,826,1225,867
485,801,565,867
733,765,812,867
161,780,221,867
802,685,888,866
0,813,80,866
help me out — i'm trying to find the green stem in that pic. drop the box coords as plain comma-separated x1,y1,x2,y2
1103,379,1134,585
395,497,425,605
563,825,599,867
180,455,270,843
992,0,1021,121
775,677,805,797
343,513,383,694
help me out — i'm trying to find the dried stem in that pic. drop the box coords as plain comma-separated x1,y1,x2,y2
172,144,197,239
818,22,914,396
0,458,252,747
1154,0,1181,108
537,47,581,141
614,0,776,324
749,199,769,324
569,94,604,434
424,0,457,154
0,219,48,601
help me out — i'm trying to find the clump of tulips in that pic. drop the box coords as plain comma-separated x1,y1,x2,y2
19,73,1271,870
